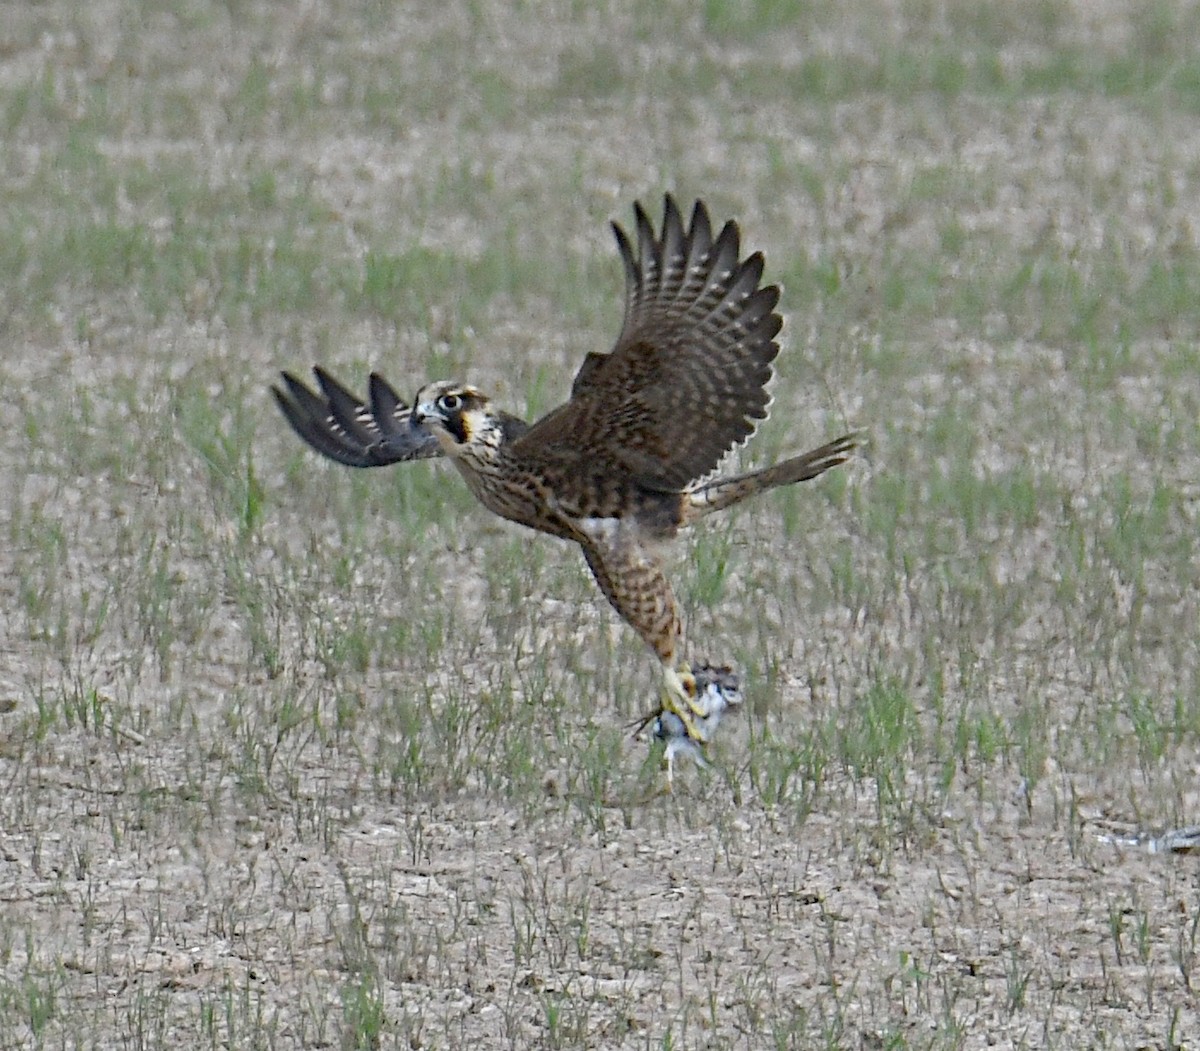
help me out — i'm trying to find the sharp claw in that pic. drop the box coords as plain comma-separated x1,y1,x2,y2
661,663,705,742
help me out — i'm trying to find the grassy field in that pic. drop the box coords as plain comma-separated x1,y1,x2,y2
2,0,1199,1047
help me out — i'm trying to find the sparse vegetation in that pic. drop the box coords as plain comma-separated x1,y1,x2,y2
1,0,1198,1047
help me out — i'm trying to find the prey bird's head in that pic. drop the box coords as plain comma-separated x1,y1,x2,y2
687,663,744,722
412,381,493,452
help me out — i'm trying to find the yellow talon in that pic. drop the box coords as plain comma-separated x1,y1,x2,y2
661,663,705,741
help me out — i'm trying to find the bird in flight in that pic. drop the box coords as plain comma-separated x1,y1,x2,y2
274,196,857,746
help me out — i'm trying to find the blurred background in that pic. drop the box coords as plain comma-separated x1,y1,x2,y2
2,2,1198,1047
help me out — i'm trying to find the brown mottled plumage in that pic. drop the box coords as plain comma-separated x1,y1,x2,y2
274,197,858,736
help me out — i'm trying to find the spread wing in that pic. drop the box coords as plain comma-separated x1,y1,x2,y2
272,367,442,467
510,196,782,491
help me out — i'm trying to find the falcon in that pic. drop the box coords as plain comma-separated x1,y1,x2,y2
274,196,857,741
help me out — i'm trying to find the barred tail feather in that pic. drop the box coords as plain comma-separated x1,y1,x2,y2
685,432,860,520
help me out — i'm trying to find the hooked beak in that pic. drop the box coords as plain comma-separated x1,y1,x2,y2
412,395,455,444
411,397,434,427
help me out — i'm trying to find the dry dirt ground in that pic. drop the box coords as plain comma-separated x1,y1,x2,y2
2,2,1199,1049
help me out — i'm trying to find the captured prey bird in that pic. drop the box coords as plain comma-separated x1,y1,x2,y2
273,195,858,744
632,663,744,784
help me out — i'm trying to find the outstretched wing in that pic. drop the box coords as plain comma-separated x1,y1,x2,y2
511,196,782,491
272,367,442,467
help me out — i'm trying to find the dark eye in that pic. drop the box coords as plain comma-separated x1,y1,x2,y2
438,393,461,412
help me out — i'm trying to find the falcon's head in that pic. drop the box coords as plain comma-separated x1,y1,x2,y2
412,381,493,452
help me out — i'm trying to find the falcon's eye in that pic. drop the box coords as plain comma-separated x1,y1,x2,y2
438,393,462,412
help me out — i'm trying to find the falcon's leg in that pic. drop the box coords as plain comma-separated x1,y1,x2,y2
579,537,708,742
660,662,712,742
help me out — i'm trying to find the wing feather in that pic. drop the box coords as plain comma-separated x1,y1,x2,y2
272,368,442,467
513,196,781,491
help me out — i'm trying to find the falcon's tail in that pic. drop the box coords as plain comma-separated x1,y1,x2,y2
684,432,860,520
